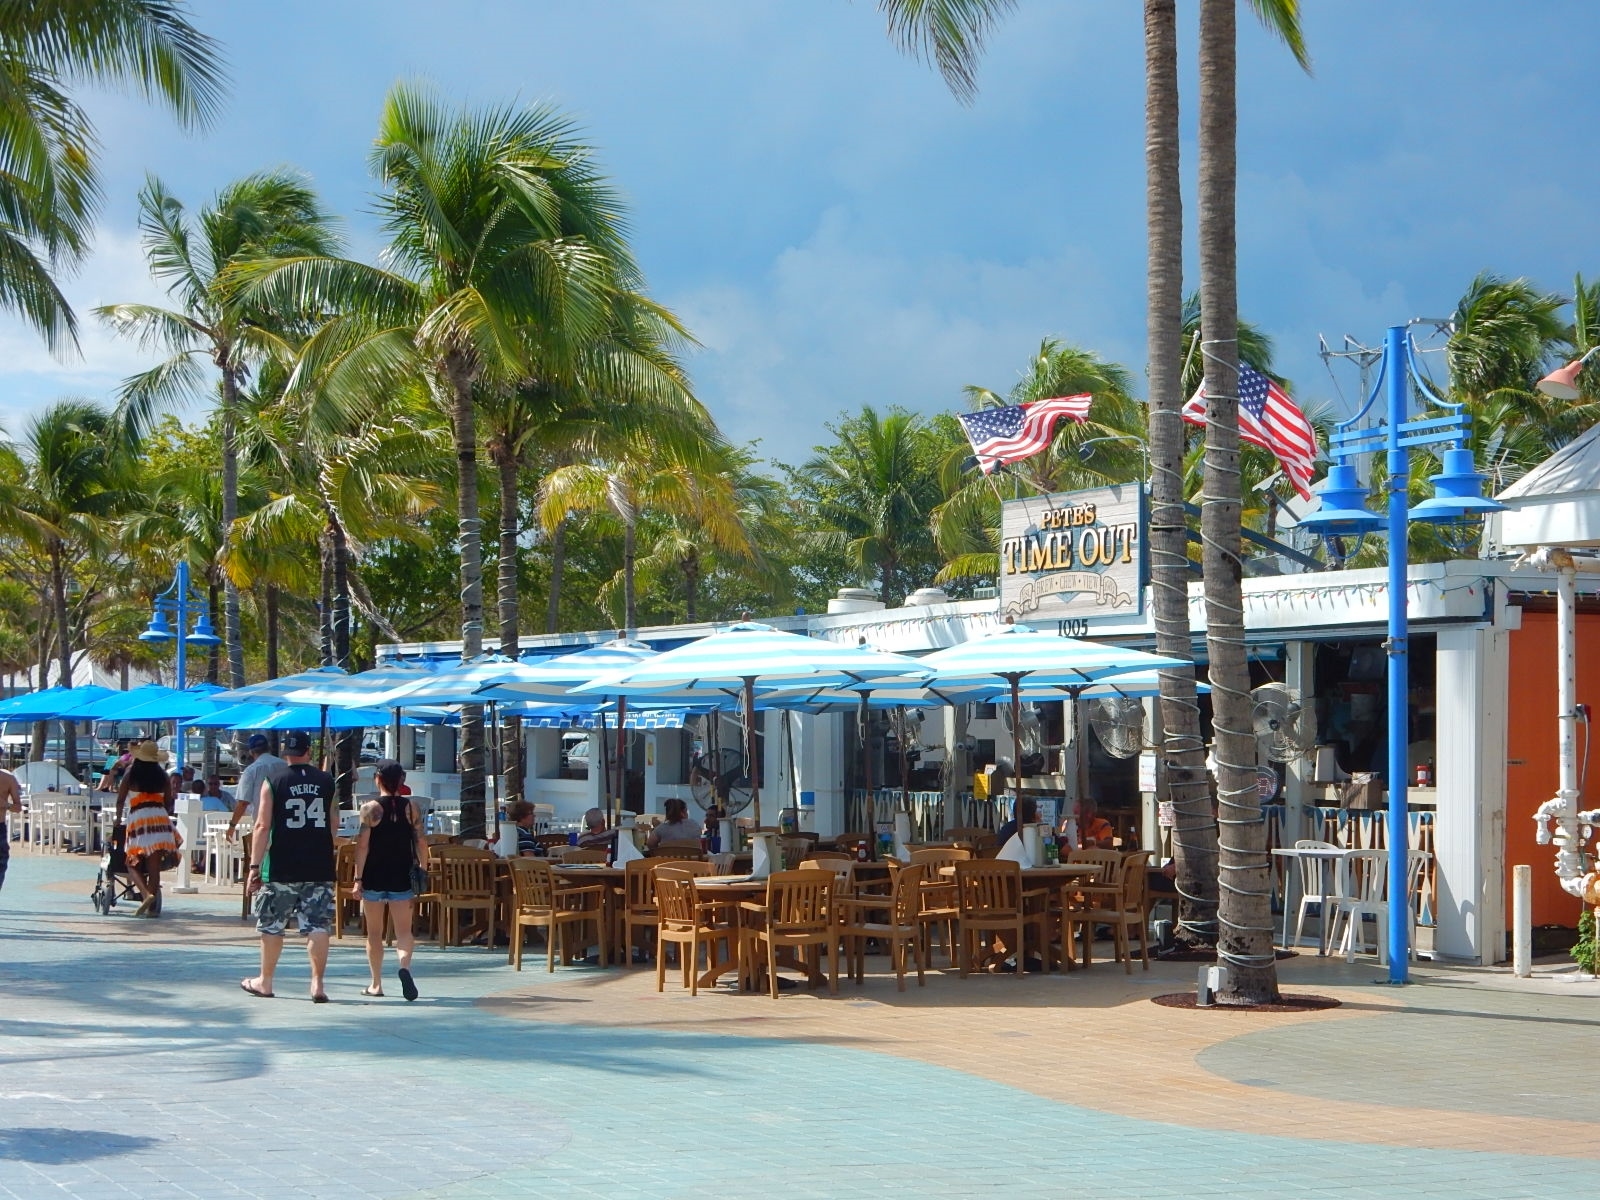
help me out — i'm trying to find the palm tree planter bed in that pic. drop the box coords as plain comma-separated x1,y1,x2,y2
1151,992,1339,1013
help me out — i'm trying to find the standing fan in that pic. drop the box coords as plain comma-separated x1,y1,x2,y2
686,713,754,815
1089,697,1146,759
1251,682,1318,763
998,701,1045,776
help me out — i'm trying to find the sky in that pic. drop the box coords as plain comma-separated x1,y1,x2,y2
3,0,1598,469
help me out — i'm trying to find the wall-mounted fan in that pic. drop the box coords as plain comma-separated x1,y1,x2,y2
686,713,754,815
1089,696,1146,759
1251,682,1318,763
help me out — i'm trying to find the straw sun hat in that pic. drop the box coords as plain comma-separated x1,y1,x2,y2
131,740,168,765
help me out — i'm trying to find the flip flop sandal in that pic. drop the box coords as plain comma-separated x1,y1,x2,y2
311,993,330,1004
240,979,274,998
398,968,418,1002
361,986,384,997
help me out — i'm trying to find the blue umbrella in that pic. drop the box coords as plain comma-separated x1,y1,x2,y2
0,684,116,721
181,702,284,729
236,705,427,732
95,683,227,723
61,684,181,722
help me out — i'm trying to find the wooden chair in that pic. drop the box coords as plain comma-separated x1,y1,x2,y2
1057,848,1124,966
508,858,607,972
614,859,714,965
1066,850,1152,972
650,841,706,860
838,863,927,991
333,842,361,939
423,833,456,847
911,848,969,966
431,845,498,949
557,848,609,864
831,833,871,859
654,867,735,996
806,849,853,864
739,870,840,998
953,860,1051,978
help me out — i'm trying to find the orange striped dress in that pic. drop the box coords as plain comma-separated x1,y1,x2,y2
124,790,178,868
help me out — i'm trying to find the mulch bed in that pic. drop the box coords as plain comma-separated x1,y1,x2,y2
1151,992,1340,1013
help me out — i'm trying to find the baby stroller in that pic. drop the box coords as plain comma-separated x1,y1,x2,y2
90,825,154,915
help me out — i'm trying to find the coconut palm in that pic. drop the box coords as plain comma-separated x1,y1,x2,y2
794,406,949,605
539,434,747,634
236,84,642,837
878,0,1308,987
0,0,223,347
7,400,134,773
1195,0,1307,1004
96,171,339,691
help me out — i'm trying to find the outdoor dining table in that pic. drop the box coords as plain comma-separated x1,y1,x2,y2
1270,845,1352,955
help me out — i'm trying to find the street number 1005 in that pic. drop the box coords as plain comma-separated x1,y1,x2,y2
1057,619,1090,638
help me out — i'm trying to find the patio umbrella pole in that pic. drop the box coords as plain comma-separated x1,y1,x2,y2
859,691,873,834
785,709,800,823
614,696,628,827
1010,674,1023,826
490,700,501,842
743,676,760,828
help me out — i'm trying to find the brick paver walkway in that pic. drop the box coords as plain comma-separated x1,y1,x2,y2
2,848,1596,1198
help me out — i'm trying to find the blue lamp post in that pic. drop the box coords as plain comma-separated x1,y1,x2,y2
1300,325,1503,984
138,561,222,769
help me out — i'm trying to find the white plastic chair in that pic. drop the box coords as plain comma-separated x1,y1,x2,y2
1289,840,1348,952
1331,849,1389,963
202,813,239,884
52,795,90,853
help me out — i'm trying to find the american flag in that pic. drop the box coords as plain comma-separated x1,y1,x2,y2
1183,365,1320,499
957,395,1092,474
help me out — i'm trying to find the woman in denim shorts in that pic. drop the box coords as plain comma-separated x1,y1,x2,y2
352,762,429,1000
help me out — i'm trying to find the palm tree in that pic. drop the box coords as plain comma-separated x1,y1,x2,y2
237,84,640,837
1195,0,1307,1004
0,0,223,347
539,437,747,633
97,171,339,691
8,400,133,774
879,0,1308,982
796,406,948,605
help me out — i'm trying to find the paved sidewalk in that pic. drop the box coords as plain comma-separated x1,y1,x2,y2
1,848,1596,1199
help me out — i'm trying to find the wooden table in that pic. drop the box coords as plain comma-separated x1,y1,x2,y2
691,875,769,989
549,864,625,964
935,862,1103,883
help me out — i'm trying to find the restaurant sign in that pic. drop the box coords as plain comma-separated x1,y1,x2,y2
999,484,1146,626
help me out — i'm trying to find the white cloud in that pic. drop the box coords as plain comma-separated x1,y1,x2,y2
673,204,1142,467
0,226,182,434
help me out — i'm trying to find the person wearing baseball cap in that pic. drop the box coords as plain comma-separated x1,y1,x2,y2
242,731,337,1002
227,734,282,841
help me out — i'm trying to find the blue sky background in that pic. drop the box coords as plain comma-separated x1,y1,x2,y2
2,1,1596,468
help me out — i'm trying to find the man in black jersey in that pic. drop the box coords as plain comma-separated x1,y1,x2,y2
241,731,337,1002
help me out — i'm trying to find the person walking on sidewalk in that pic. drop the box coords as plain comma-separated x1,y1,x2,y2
116,741,180,917
352,760,427,1001
0,766,19,893
241,731,337,1003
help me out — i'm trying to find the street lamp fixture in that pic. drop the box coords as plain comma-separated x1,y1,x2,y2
137,561,221,769
1537,346,1600,401
1297,325,1503,985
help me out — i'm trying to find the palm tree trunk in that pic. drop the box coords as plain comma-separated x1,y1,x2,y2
318,534,334,667
546,518,566,634
623,515,638,635
1146,0,1218,950
203,582,220,778
683,550,700,624
264,584,280,679
219,363,246,689
446,360,487,838
49,544,78,776
494,447,523,805
327,514,357,808
1199,0,1277,1004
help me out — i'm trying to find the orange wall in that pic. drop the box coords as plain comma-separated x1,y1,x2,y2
1506,610,1600,928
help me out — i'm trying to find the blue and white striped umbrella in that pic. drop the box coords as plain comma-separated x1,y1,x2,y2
918,623,1187,695
279,664,439,709
570,623,928,702
474,640,660,703
207,665,350,706
516,707,691,730
354,654,546,707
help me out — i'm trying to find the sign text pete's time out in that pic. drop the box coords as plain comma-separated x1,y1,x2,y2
998,484,1146,624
